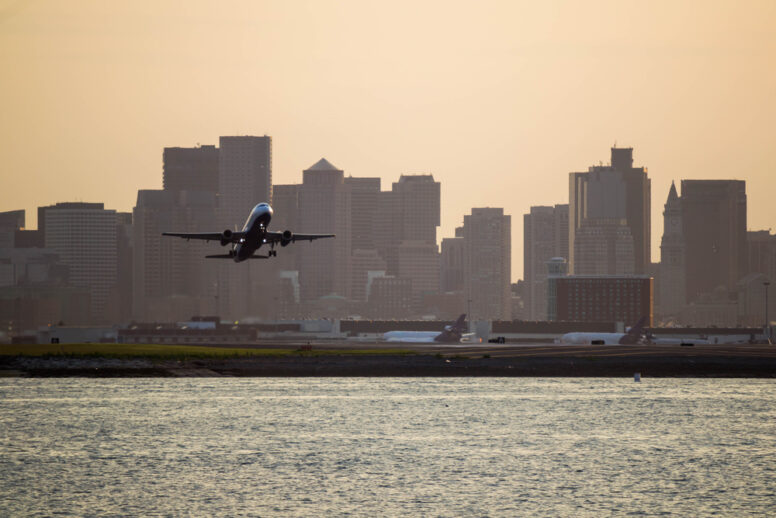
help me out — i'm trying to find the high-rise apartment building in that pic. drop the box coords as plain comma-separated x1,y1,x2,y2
569,147,650,274
681,180,747,303
217,136,272,319
523,204,568,320
298,159,351,305
41,203,117,323
463,208,511,321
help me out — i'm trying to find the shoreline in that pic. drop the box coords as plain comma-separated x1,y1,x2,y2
3,352,776,378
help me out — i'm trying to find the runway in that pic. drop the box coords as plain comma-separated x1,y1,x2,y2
227,340,776,360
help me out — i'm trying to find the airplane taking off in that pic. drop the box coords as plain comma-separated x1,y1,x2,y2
162,203,334,262
383,314,473,344
558,316,648,345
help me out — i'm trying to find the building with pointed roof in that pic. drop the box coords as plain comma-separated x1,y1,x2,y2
298,158,351,309
657,181,686,318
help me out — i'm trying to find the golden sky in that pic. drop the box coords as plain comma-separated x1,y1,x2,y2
1,0,775,279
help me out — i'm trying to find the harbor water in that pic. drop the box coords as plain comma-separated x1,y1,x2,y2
1,378,775,516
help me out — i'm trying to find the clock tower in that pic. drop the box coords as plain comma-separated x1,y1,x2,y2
658,181,686,318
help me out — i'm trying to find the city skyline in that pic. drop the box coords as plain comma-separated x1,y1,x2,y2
2,1,776,278
2,139,775,286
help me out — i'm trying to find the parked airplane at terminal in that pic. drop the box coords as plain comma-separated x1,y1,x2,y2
162,203,334,262
383,314,474,343
558,317,647,345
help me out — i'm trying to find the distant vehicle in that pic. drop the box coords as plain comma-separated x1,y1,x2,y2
383,314,473,343
558,317,647,345
162,202,334,262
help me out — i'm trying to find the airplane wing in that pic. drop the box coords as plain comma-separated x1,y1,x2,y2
162,231,246,243
265,231,335,243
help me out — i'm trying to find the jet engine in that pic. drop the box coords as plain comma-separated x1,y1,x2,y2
220,229,233,246
280,230,293,247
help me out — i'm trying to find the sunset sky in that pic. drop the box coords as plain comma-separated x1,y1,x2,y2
2,0,774,279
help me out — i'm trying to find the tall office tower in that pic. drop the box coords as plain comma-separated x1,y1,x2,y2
115,212,133,324
440,229,465,293
573,219,635,275
298,159,351,304
392,175,441,244
374,190,401,274
523,204,568,320
164,145,220,315
344,177,381,303
398,240,440,305
747,230,776,283
0,210,25,248
41,203,117,323
657,182,686,317
271,184,301,272
163,145,219,193
132,190,175,321
463,208,511,321
569,147,650,274
373,175,440,276
170,191,218,304
681,180,747,302
217,136,272,320
345,177,380,251
350,249,387,303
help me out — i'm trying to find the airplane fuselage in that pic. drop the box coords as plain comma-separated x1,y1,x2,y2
233,203,273,262
558,332,630,345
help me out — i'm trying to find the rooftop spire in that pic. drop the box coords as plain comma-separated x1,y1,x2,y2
667,180,679,202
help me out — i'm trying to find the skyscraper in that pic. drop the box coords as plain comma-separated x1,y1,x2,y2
523,204,568,320
298,158,351,305
391,174,441,245
657,182,686,317
163,145,219,193
681,180,747,302
270,184,301,273
132,190,175,321
217,136,272,319
440,229,465,293
464,208,511,321
41,202,117,323
569,147,650,274
398,240,440,305
345,177,380,251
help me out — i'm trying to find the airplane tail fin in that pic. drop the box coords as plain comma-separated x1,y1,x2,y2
619,316,647,344
451,314,467,333
434,314,467,343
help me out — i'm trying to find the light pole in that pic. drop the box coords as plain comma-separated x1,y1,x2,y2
467,298,472,333
765,281,771,344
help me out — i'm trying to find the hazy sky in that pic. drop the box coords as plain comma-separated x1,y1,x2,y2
2,0,775,279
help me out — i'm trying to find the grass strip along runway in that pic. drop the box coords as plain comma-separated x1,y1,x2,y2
1,342,775,377
0,343,412,360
